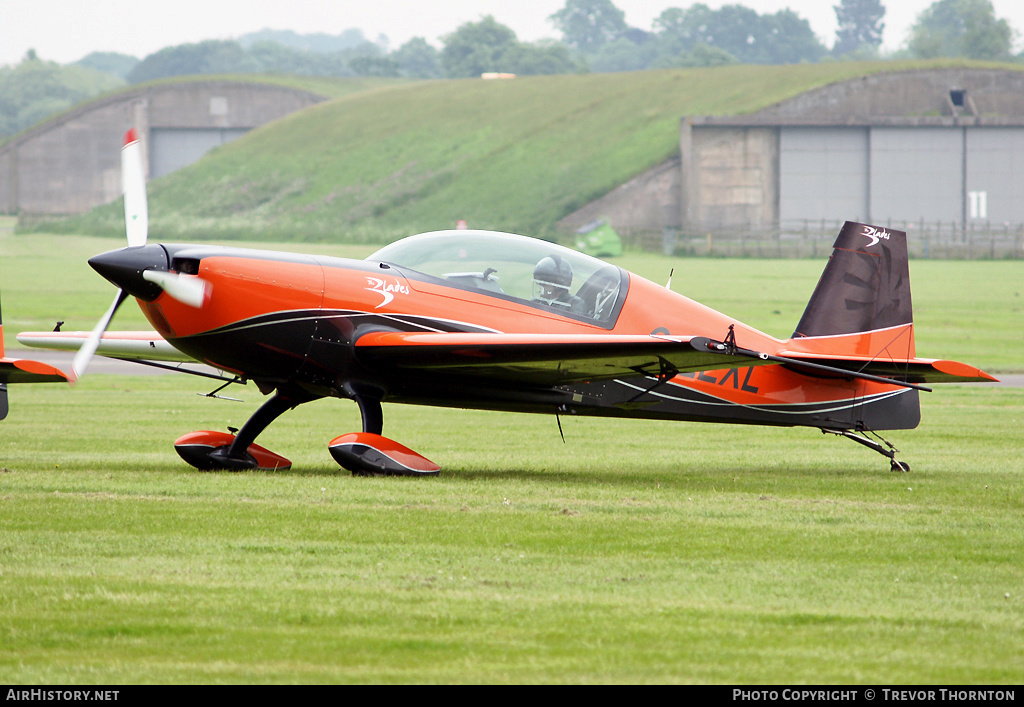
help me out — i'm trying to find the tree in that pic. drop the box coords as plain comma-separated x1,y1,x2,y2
652,7,690,56
760,9,828,64
75,52,140,80
908,0,1013,60
651,4,824,66
349,55,400,77
681,44,739,68
0,56,123,138
549,0,628,54
237,28,372,54
440,16,520,78
247,41,322,75
504,41,582,76
833,0,886,56
589,36,659,73
392,38,441,79
127,40,260,83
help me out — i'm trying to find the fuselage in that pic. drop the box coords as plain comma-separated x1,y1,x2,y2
107,231,916,432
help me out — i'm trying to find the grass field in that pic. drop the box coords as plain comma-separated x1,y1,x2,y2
1,381,1022,684
1,227,1022,683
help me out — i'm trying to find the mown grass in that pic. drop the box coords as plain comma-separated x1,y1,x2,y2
1,225,1022,683
35,60,1024,243
1,379,1022,684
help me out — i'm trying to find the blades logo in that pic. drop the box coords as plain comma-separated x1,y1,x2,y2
365,277,410,308
861,225,891,248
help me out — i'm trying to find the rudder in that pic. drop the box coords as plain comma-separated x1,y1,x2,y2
794,222,913,340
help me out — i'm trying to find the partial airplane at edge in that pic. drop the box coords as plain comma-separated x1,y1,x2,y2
6,130,997,475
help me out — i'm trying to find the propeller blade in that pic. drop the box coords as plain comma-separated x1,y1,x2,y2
142,270,210,308
122,129,147,247
72,130,155,383
70,289,128,384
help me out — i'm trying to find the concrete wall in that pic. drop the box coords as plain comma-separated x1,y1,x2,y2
685,126,778,232
0,81,325,216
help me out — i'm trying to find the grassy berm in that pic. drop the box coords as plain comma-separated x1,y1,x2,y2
38,59,1024,243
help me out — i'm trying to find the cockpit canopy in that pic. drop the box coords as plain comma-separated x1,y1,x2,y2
368,231,628,327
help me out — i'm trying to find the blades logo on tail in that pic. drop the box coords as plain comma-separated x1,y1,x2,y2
862,225,891,248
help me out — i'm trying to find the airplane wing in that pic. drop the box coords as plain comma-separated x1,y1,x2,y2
354,331,997,389
354,331,774,386
16,330,194,363
0,356,68,384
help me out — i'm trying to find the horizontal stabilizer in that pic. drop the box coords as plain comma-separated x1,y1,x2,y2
775,350,998,385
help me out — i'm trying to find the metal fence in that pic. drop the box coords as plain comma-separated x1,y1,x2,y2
632,220,1024,259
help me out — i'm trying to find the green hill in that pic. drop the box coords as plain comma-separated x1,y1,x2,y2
41,60,1006,245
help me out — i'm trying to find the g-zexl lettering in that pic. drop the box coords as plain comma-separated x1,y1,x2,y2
681,367,759,393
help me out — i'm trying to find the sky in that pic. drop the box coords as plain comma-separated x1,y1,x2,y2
2,0,1024,68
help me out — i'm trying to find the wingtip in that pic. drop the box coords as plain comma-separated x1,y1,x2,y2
932,359,1000,383
0,357,71,385
123,128,139,147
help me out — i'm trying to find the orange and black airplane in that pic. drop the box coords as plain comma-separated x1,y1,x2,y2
8,131,997,475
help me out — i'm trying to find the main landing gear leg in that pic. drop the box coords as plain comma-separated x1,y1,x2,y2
356,394,383,436
174,392,308,471
328,388,439,477
822,428,910,472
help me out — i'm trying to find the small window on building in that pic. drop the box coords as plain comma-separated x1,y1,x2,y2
209,96,229,117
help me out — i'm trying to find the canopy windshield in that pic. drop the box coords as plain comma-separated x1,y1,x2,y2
369,231,627,327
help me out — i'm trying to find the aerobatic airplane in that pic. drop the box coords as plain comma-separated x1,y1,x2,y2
8,130,996,475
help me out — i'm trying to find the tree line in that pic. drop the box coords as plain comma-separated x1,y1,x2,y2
2,0,1021,140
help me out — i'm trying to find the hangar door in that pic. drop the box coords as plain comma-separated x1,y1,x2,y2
965,128,1024,224
779,126,1024,227
779,127,869,226
869,128,963,224
150,128,249,178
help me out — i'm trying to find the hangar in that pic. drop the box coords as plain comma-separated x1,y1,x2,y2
0,79,326,217
564,67,1024,255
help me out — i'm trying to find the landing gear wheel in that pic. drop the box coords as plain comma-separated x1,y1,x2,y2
890,459,911,473
822,427,911,473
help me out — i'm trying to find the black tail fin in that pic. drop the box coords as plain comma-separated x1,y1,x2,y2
788,222,920,432
794,222,913,338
